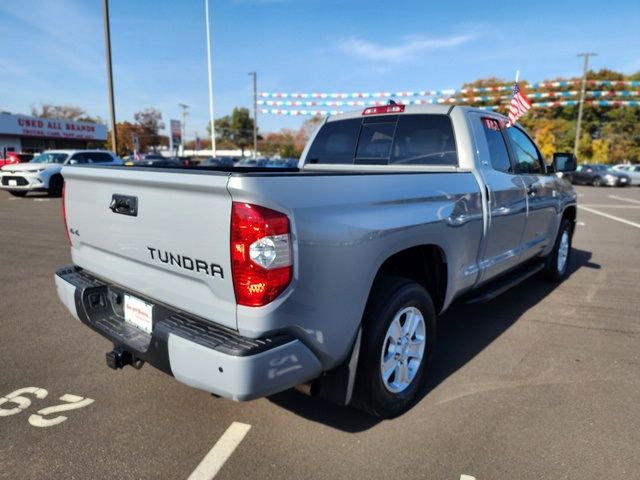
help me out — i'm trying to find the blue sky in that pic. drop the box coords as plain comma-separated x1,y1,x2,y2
0,0,639,139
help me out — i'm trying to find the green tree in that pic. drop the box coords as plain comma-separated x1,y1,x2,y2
591,138,610,163
533,120,556,159
489,69,640,163
208,107,255,155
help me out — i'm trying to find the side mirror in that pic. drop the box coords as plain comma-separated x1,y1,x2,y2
68,159,78,165
552,152,576,173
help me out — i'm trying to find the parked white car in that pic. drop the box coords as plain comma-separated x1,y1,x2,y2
0,150,122,197
612,164,640,186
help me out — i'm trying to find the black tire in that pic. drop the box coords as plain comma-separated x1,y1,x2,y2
8,190,28,197
352,277,436,418
592,176,603,187
541,218,573,282
48,175,64,197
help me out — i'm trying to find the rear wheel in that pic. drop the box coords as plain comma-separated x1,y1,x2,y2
592,176,603,187
352,277,436,418
9,190,27,197
48,175,63,197
541,218,573,281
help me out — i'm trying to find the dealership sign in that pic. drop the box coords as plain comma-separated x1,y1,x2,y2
170,119,181,148
0,113,107,141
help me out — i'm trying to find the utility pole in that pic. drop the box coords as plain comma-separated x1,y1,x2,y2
102,0,117,153
205,0,216,156
248,71,258,158
179,103,189,155
574,52,598,158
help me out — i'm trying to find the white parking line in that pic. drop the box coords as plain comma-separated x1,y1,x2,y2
608,195,640,205
582,204,640,208
187,422,251,480
460,475,477,480
579,205,640,229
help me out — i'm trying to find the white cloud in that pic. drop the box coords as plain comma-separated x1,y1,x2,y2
0,0,102,76
339,34,474,63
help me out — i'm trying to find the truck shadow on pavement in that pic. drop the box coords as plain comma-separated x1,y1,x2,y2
268,248,599,432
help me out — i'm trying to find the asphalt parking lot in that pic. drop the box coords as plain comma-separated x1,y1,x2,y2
1,185,639,480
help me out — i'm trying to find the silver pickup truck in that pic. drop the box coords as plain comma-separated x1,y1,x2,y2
55,105,577,418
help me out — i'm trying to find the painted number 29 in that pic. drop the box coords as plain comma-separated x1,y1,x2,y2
0,387,94,428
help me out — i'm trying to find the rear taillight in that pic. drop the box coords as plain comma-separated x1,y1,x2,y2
362,104,405,115
62,182,71,245
231,202,292,307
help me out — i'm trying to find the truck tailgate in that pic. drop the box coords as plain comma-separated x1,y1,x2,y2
62,166,237,330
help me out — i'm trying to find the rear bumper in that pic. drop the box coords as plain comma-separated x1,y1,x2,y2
54,265,322,401
606,176,630,186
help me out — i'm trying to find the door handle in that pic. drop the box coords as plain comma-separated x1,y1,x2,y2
109,194,138,216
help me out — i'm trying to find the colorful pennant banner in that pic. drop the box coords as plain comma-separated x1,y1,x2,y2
258,81,640,99
260,100,640,116
258,90,640,108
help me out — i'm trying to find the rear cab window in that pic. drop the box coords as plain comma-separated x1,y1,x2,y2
306,114,458,166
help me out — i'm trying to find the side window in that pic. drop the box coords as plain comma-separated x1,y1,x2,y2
481,117,511,173
505,127,545,174
69,153,85,164
85,152,113,163
390,114,457,166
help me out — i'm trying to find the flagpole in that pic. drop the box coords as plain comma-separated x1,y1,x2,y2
515,70,520,83
205,0,216,156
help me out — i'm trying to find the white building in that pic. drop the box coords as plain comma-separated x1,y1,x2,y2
0,112,107,154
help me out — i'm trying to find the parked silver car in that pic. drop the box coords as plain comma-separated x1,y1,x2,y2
612,164,640,185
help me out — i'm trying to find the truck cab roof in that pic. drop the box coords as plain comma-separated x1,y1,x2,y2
326,104,508,123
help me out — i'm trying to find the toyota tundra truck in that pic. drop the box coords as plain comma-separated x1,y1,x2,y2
54,105,577,418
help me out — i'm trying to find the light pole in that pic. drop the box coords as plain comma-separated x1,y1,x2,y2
205,0,216,156
574,52,598,158
102,0,117,153
248,71,257,158
179,103,189,154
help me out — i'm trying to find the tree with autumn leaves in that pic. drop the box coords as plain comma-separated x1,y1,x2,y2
466,68,640,164
34,67,640,163
105,107,168,156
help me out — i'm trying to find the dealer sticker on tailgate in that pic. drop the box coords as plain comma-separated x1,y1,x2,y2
124,294,153,334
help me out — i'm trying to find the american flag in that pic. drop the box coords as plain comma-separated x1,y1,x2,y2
506,82,531,127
